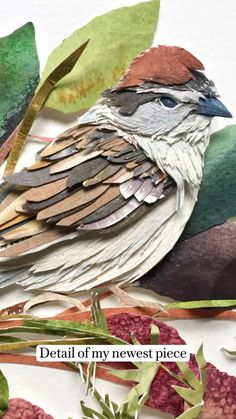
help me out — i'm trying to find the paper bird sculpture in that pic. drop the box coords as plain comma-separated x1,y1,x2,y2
0,46,231,299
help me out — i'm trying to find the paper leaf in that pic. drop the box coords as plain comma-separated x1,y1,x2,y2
172,386,201,406
110,362,159,416
176,362,202,392
150,324,159,345
138,125,236,300
0,370,9,416
176,404,202,419
171,346,206,418
22,318,124,344
166,299,236,310
0,23,39,159
222,348,236,356
139,220,236,301
40,0,160,113
184,124,236,238
195,344,207,392
91,293,108,333
3,39,89,177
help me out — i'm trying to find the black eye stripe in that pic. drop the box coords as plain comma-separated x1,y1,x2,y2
160,96,178,108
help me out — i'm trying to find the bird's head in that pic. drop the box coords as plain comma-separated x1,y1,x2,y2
102,46,232,137
81,46,232,201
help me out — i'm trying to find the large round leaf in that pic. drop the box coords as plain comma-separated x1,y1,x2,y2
41,0,160,113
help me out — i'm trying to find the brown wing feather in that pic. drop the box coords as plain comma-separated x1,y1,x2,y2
0,123,175,256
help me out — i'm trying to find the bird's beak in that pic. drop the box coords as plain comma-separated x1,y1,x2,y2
197,96,232,118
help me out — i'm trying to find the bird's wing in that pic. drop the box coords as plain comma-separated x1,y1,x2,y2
0,123,175,259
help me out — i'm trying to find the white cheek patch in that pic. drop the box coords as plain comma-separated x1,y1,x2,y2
97,101,193,137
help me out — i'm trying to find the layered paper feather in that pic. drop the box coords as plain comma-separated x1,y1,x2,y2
0,122,195,292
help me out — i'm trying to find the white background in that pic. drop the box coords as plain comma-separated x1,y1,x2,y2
0,1,236,418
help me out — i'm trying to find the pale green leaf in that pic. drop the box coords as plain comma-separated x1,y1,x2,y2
150,324,159,345
222,348,236,356
176,403,203,419
172,386,201,406
0,370,9,417
176,362,202,392
195,344,207,392
166,299,236,310
40,0,160,113
91,293,108,332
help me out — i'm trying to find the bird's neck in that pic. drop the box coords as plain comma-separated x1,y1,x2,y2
134,114,211,207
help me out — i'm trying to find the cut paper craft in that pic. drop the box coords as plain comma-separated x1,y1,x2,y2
183,124,236,238
40,0,160,113
138,125,236,301
107,313,236,418
0,45,232,300
1,307,236,418
0,23,39,165
139,220,236,300
3,39,89,177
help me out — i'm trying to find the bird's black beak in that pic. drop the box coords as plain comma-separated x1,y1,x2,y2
197,96,232,118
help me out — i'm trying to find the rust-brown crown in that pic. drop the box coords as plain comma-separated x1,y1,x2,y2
116,45,205,89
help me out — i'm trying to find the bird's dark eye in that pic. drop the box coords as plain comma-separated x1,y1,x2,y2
159,96,178,108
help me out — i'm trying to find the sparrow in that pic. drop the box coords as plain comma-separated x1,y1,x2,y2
0,46,232,302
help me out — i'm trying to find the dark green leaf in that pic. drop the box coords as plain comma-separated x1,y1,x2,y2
184,125,236,237
0,23,39,150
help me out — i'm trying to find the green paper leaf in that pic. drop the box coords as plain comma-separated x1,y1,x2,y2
0,22,39,149
91,293,108,332
195,344,207,392
40,0,160,113
184,125,236,238
172,386,201,406
22,318,125,344
0,336,26,343
150,324,159,345
173,345,206,418
176,403,203,419
0,370,9,417
176,362,202,392
222,348,236,356
166,299,236,310
110,362,159,416
109,369,140,382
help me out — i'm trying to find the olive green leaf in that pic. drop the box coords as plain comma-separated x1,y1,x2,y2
77,362,149,419
40,0,160,113
184,124,236,238
0,370,9,417
110,362,159,416
3,40,89,177
91,292,108,333
166,299,236,310
173,345,206,419
176,404,203,419
0,23,39,151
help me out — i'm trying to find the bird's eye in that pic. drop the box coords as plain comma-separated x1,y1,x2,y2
159,96,178,108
